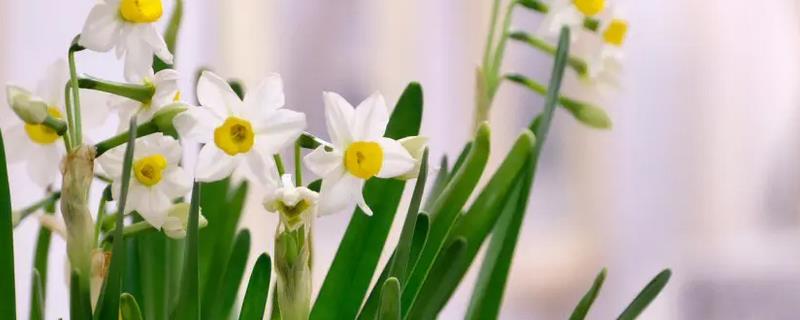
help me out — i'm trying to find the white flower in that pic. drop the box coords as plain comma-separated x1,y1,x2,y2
162,202,208,239
575,13,628,89
539,0,607,40
109,68,180,131
303,92,415,216
263,174,318,231
79,0,173,81
4,60,69,188
97,133,191,229
173,71,306,184
397,136,428,180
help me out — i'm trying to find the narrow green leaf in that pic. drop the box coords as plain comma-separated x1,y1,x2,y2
389,149,428,284
464,26,572,320
402,124,490,315
0,130,15,319
239,253,272,320
405,238,467,320
422,156,448,212
174,182,201,320
269,283,280,320
407,130,536,316
71,271,91,320
205,230,251,319
137,232,169,320
569,268,607,320
617,269,672,320
199,180,248,299
31,269,44,320
96,117,138,320
448,142,472,182
357,214,428,320
377,278,401,320
359,215,429,320
310,82,423,320
120,293,144,320
30,204,54,320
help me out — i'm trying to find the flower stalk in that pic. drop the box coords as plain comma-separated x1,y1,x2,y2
78,76,155,104
275,223,312,320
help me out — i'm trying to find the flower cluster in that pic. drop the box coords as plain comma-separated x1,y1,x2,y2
4,0,427,240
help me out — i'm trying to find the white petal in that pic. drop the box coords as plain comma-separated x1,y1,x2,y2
36,59,68,106
4,125,32,164
252,109,306,154
194,144,239,182
27,145,60,188
173,107,220,143
123,34,154,82
323,91,354,147
142,25,173,64
376,137,415,178
242,73,284,116
133,186,171,229
159,167,192,199
137,133,182,164
96,144,125,178
352,92,389,141
79,3,123,52
243,149,272,185
197,71,241,118
303,146,343,178
317,172,363,216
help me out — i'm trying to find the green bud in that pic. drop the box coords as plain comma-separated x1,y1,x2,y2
152,102,188,137
572,103,612,129
6,85,48,124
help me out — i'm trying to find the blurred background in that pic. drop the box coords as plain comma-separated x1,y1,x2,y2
2,0,800,319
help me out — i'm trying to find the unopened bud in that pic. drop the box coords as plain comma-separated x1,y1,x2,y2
572,103,612,129
162,202,208,239
6,85,48,124
397,136,429,180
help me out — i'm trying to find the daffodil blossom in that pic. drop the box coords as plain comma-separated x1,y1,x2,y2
162,202,208,239
264,174,318,231
303,92,415,216
173,71,306,184
97,133,191,229
79,0,174,81
109,68,181,131
539,0,607,40
4,61,70,188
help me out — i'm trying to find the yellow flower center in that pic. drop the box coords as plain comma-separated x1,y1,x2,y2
173,91,181,102
214,117,255,156
119,0,163,23
24,107,62,145
603,19,628,47
344,141,383,179
573,0,605,16
133,154,167,186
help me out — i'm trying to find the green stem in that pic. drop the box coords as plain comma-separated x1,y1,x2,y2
63,82,76,151
274,154,286,176
94,121,159,157
481,0,503,71
78,77,155,104
504,73,582,113
488,0,518,93
294,141,302,186
42,116,68,136
509,31,588,76
93,186,111,246
12,192,61,227
68,42,83,146
297,132,333,151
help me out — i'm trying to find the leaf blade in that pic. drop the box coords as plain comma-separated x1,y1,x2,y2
377,278,401,320
0,130,15,319
569,268,607,320
120,293,144,320
239,253,272,320
174,182,202,320
617,269,672,320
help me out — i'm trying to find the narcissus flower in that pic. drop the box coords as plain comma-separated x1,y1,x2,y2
577,13,629,88
539,0,607,39
97,133,191,229
162,202,208,239
304,92,415,216
264,174,319,231
3,60,69,188
173,71,306,184
79,0,173,81
109,68,180,131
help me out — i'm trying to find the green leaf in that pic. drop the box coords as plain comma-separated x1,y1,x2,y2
239,254,272,320
120,293,144,320
310,82,423,320
199,180,248,299
405,238,468,319
96,117,138,320
377,278,401,320
389,149,428,284
464,26,572,320
269,283,280,320
31,203,54,319
357,214,428,320
402,124,490,314
137,232,169,320
617,269,672,320
174,182,202,320
71,271,91,320
0,130,15,319
569,268,607,320
407,130,537,317
31,269,44,320
422,156,448,212
204,230,251,319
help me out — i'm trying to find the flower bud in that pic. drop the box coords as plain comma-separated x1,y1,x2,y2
162,202,208,239
397,136,428,180
264,174,318,231
6,85,49,124
572,103,612,129
89,249,111,310
153,102,188,137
